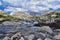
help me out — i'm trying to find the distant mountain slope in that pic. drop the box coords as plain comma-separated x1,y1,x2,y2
0,11,21,24
29,12,39,16
31,10,60,22
12,11,33,20
41,10,60,16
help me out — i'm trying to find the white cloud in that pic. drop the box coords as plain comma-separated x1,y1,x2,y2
4,6,29,15
4,6,28,12
4,6,16,12
2,0,60,13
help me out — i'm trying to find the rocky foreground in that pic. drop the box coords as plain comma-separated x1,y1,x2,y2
0,20,59,40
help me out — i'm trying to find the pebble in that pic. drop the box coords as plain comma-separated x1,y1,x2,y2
37,38,42,40
44,38,52,40
19,37,24,40
28,34,35,40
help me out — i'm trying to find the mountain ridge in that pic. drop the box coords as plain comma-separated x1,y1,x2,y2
12,11,33,20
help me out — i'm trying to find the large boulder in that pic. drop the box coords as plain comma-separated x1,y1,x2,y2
40,26,53,34
3,36,11,40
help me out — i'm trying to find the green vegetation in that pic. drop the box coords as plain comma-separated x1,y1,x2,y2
32,11,60,23
54,12,60,22
0,11,21,24
32,16,46,22
33,16,40,21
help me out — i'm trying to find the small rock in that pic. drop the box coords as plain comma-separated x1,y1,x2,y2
19,37,24,40
54,29,60,32
35,32,46,39
54,34,60,40
44,38,52,40
24,36,28,40
39,32,46,37
37,38,42,40
35,33,46,40
28,34,35,40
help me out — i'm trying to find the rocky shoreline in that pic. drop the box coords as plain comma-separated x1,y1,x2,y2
0,20,59,40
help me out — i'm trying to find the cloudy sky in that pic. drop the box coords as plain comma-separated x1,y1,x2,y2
0,0,60,14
